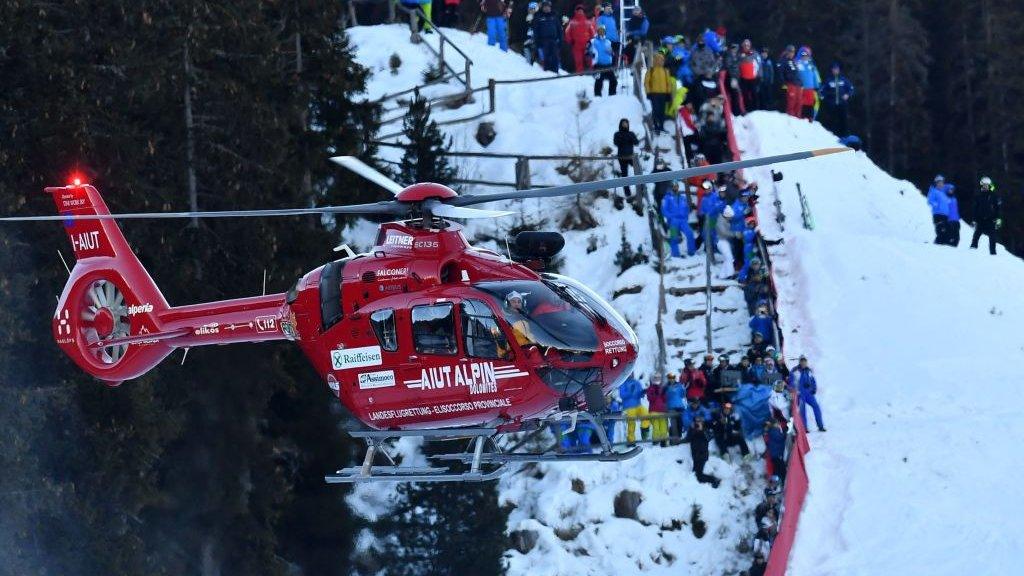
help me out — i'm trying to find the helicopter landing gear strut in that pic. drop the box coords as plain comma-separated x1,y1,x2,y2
324,412,642,484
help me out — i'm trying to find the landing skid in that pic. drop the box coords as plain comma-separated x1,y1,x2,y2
325,412,641,484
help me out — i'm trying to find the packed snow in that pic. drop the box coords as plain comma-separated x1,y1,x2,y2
346,24,770,575
736,111,1024,574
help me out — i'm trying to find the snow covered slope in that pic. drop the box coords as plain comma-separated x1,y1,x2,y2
736,111,1024,575
347,25,770,575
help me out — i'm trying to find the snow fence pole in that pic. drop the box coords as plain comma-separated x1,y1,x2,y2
704,218,713,354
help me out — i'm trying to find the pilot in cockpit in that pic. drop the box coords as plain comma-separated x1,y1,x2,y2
504,291,536,346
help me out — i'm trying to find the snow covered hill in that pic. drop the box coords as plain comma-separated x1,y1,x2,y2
347,25,771,575
736,112,1024,575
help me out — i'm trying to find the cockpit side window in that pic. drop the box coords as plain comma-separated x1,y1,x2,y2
370,308,398,352
411,303,458,355
461,299,511,360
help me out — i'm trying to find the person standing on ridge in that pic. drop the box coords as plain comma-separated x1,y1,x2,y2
820,62,854,136
595,3,619,63
480,0,509,51
532,1,562,72
779,45,800,117
790,355,825,431
564,4,595,72
945,184,961,246
927,175,953,244
795,46,820,120
970,176,1002,255
590,25,617,95
738,39,761,112
622,6,649,65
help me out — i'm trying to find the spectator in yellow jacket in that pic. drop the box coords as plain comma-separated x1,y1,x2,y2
645,52,676,133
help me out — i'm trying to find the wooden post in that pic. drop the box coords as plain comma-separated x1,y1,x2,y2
388,0,396,23
514,157,531,190
488,78,496,113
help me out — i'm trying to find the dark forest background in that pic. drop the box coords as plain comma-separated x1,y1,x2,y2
2,0,1023,575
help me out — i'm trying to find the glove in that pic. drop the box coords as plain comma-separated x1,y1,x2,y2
996,218,1003,230
730,78,739,90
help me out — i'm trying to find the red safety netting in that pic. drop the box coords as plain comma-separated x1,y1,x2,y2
717,69,811,576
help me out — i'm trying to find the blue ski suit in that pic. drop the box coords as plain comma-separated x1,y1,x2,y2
662,190,696,257
790,367,824,430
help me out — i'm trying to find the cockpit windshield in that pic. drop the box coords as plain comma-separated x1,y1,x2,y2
473,280,600,352
541,273,639,350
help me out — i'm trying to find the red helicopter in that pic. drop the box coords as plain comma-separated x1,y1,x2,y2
2,147,846,483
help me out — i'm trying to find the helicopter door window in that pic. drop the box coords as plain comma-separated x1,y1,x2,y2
370,309,399,352
411,303,458,355
461,299,511,360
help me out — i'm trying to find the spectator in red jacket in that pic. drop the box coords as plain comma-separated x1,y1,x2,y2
564,5,595,72
738,39,761,112
682,358,707,400
645,373,669,442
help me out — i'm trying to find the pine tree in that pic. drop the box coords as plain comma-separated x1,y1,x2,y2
369,442,509,576
0,1,378,574
399,95,458,186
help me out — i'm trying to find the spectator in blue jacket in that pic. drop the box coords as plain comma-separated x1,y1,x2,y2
795,47,820,120
698,186,727,254
702,28,723,54
622,7,648,64
927,175,953,244
749,305,774,345
682,396,713,429
820,62,854,136
738,255,763,284
765,418,787,482
661,181,696,257
665,373,686,438
671,38,693,85
790,355,825,431
605,392,623,443
595,3,619,53
945,184,960,247
532,1,562,72
591,26,617,96
619,373,649,442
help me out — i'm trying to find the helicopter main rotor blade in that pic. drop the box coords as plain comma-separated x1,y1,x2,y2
330,156,405,195
0,201,408,222
449,147,851,207
423,200,514,219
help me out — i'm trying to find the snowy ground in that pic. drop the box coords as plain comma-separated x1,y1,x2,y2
736,111,1024,575
346,25,767,575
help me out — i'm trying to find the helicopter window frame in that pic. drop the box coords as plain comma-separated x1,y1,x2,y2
369,308,399,352
460,299,511,360
411,302,459,356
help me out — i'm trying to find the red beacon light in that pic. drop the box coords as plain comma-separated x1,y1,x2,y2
69,173,84,187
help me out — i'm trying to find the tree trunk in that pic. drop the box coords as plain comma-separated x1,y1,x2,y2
959,18,978,178
183,33,199,229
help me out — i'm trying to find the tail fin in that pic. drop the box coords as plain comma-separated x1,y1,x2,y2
45,184,289,385
47,184,173,384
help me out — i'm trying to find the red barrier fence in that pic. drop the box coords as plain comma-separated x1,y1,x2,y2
717,68,812,575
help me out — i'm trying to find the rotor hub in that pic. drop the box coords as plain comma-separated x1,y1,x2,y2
93,307,115,338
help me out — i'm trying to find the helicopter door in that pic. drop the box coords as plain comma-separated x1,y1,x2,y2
400,301,462,405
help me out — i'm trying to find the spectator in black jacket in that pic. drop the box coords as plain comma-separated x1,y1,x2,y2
712,402,750,459
532,1,561,72
686,418,720,486
613,118,640,197
970,176,1002,255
